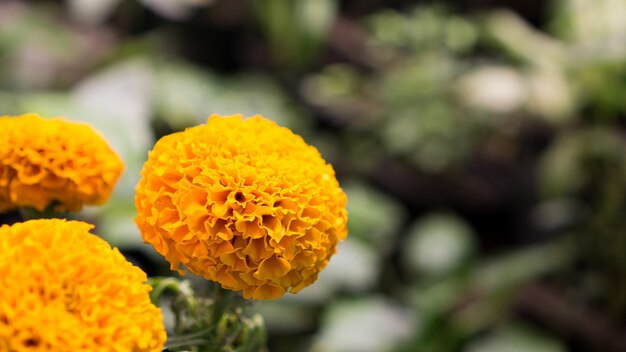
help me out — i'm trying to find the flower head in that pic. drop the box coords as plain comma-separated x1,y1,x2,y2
0,219,166,351
135,115,348,300
0,113,124,212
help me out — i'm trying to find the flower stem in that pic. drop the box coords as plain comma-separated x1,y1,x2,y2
150,277,267,352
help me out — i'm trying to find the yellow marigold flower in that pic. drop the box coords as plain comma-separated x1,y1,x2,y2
0,113,124,212
0,219,166,351
135,114,348,300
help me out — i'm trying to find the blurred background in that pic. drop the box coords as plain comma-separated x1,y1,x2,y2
1,0,626,351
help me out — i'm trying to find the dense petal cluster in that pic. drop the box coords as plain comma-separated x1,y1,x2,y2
0,219,166,351
0,113,124,212
135,115,348,300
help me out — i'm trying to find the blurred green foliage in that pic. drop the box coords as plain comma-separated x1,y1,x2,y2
2,0,626,351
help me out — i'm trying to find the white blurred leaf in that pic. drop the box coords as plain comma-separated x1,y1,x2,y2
296,0,337,41
139,0,215,20
464,323,566,352
311,297,417,352
456,66,528,114
71,58,154,193
320,239,379,291
401,213,475,277
343,180,406,252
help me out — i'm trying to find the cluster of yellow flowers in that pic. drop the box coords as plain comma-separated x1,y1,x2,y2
0,219,166,351
135,115,348,299
0,114,123,212
0,112,347,349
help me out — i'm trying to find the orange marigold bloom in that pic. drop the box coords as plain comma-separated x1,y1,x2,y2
0,219,166,351
0,113,124,212
135,114,348,300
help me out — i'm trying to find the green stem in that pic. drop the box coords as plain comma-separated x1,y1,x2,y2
150,278,265,352
148,277,193,305
211,285,234,326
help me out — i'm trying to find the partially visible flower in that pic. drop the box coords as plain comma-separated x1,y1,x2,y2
135,114,348,300
0,113,124,212
0,219,166,351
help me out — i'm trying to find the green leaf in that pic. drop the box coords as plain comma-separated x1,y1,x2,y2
464,322,567,352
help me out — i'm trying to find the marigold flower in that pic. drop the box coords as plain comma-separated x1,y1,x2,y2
0,113,124,212
135,114,348,300
0,219,166,351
